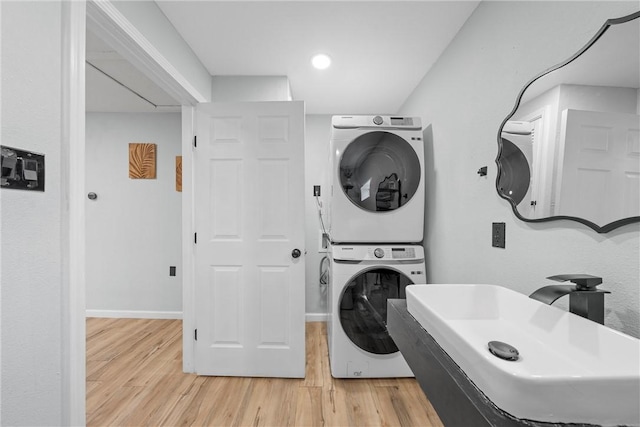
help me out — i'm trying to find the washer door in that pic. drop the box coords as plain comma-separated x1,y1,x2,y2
339,267,413,354
339,131,421,212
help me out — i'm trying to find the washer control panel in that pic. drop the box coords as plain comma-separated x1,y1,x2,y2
390,247,416,259
365,246,417,260
332,245,423,261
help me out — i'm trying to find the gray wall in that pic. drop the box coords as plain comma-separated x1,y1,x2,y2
399,1,640,338
85,113,182,316
1,2,64,424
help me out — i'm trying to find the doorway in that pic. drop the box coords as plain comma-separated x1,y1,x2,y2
85,27,183,319
84,14,185,416
67,2,202,423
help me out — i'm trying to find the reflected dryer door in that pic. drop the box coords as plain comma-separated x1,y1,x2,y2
497,137,532,206
339,267,413,354
339,131,421,212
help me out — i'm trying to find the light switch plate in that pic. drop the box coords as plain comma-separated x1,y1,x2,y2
1,145,45,192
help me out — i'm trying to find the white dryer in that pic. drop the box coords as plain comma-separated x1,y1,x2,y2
327,244,426,378
328,115,424,244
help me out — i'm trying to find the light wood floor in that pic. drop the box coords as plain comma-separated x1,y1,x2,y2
87,318,444,426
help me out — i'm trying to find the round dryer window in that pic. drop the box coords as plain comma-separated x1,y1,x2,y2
339,131,421,212
339,268,412,354
497,138,531,206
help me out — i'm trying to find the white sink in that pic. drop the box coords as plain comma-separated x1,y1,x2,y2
406,284,640,426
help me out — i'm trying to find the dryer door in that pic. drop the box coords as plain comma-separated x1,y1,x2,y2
498,137,532,206
339,267,413,354
339,131,421,212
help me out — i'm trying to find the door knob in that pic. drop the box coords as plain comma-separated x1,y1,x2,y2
291,249,301,258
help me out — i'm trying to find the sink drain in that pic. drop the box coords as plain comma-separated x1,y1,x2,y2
488,341,519,361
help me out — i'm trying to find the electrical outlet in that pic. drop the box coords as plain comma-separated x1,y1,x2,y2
318,231,330,252
492,223,505,248
313,185,321,197
169,266,176,276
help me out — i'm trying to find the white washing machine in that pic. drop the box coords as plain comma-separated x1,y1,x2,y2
498,120,534,208
328,115,424,244
327,243,426,378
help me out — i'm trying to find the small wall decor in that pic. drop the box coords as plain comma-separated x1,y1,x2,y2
129,143,156,179
176,156,182,192
1,145,45,192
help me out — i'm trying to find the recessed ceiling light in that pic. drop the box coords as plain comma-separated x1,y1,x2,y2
311,53,331,70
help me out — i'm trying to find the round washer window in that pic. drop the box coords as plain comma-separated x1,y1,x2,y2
339,131,421,212
339,267,413,355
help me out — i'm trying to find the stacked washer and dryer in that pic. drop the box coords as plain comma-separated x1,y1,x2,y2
325,115,426,378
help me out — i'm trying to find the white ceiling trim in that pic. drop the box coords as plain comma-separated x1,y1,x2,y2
87,0,206,106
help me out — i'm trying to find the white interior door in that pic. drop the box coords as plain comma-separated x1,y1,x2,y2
557,109,640,225
193,101,306,377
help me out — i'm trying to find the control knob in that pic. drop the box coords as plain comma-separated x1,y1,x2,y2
373,115,383,125
374,248,385,259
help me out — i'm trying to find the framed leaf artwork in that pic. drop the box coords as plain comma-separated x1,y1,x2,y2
129,143,156,179
176,156,182,192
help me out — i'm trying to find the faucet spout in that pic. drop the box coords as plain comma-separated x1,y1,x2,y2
529,274,610,324
529,284,576,305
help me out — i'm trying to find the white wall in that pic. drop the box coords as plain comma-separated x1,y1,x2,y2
1,2,64,424
304,115,332,318
399,1,640,338
212,76,292,103
85,113,182,316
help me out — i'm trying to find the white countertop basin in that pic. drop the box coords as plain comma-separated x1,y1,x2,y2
406,284,640,426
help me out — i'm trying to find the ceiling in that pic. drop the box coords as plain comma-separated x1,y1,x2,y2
521,17,640,103
86,29,182,113
86,1,481,115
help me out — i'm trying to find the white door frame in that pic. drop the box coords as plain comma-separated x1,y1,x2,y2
66,0,203,422
62,3,86,424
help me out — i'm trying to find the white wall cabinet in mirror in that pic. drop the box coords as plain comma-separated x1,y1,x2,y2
496,11,640,233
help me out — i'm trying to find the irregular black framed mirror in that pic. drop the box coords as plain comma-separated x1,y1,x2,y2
496,11,640,233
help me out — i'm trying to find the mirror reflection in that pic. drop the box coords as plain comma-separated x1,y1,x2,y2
496,12,640,232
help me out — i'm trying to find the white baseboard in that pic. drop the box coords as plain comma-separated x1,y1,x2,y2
86,310,183,319
87,310,322,322
306,313,328,322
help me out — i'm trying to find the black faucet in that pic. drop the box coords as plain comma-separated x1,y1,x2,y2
529,274,610,325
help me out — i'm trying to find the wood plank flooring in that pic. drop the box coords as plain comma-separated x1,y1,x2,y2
87,318,444,426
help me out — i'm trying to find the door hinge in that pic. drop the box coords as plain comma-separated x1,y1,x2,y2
194,329,198,341
193,135,197,148
194,233,197,244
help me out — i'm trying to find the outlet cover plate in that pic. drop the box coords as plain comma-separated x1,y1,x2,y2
492,222,505,248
